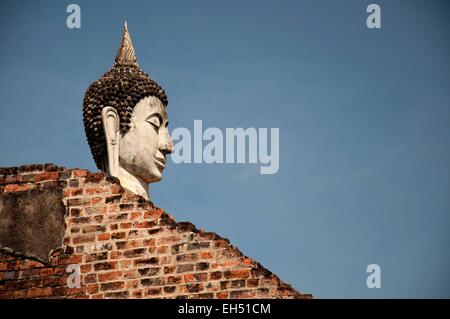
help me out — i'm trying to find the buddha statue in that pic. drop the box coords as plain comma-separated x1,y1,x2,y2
83,22,174,200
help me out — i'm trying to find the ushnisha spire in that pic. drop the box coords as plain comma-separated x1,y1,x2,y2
114,21,138,67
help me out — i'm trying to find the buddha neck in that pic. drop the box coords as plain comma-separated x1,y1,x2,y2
116,166,149,200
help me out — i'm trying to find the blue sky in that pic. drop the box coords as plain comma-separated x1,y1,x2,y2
0,0,449,298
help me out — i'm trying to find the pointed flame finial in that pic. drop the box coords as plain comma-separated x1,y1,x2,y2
114,21,138,67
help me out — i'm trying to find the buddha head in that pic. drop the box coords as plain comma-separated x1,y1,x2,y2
83,22,174,199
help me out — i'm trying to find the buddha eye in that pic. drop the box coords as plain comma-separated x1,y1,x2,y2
146,115,161,131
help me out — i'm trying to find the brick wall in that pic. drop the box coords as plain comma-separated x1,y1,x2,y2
0,164,311,299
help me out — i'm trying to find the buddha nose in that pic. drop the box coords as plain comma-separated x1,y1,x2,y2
159,130,174,154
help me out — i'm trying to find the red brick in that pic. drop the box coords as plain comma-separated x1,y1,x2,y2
134,221,156,228
247,278,259,287
19,268,41,279
123,269,138,279
200,252,214,259
179,283,204,294
216,292,229,299
145,287,162,296
157,246,168,254
4,184,18,192
164,266,176,274
94,262,117,271
114,221,129,230
27,287,53,298
73,235,95,244
91,197,103,205
58,255,82,265
243,258,254,266
85,274,97,284
176,253,198,263
35,171,59,182
98,271,122,282
131,289,143,298
123,248,146,258
111,232,126,240
100,281,124,291
110,184,122,194
167,276,182,284
224,269,250,279
70,188,83,196
230,290,256,298
66,286,86,295
40,268,54,277
183,274,195,283
97,233,111,241
210,271,222,280
13,289,28,298
130,212,142,220
81,264,92,273
126,279,139,289
72,169,88,177
85,187,108,195
110,251,123,260
177,264,194,273
19,260,44,270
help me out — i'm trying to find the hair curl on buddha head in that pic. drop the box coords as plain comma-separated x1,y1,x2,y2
82,22,168,170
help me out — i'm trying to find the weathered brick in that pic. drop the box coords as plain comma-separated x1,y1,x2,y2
247,278,259,287
137,267,160,277
97,233,111,241
111,232,126,240
223,269,250,279
134,258,158,266
104,291,129,298
210,271,222,280
72,169,88,177
196,262,209,271
27,287,53,298
86,284,99,294
145,287,162,296
35,171,59,182
230,290,256,299
100,281,125,291
94,262,117,271
123,248,146,258
177,264,194,273
163,286,176,294
85,273,97,284
176,253,198,263
167,276,182,285
85,252,108,263
57,255,83,265
141,277,165,287
134,221,156,228
98,271,122,282
216,292,229,299
73,235,95,245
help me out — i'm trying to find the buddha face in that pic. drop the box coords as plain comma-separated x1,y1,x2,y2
119,96,174,183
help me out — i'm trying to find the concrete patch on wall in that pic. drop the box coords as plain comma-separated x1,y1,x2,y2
0,188,66,262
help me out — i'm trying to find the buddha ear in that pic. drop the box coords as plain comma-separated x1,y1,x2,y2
102,107,120,177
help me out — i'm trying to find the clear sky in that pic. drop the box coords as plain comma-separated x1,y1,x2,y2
0,0,449,298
